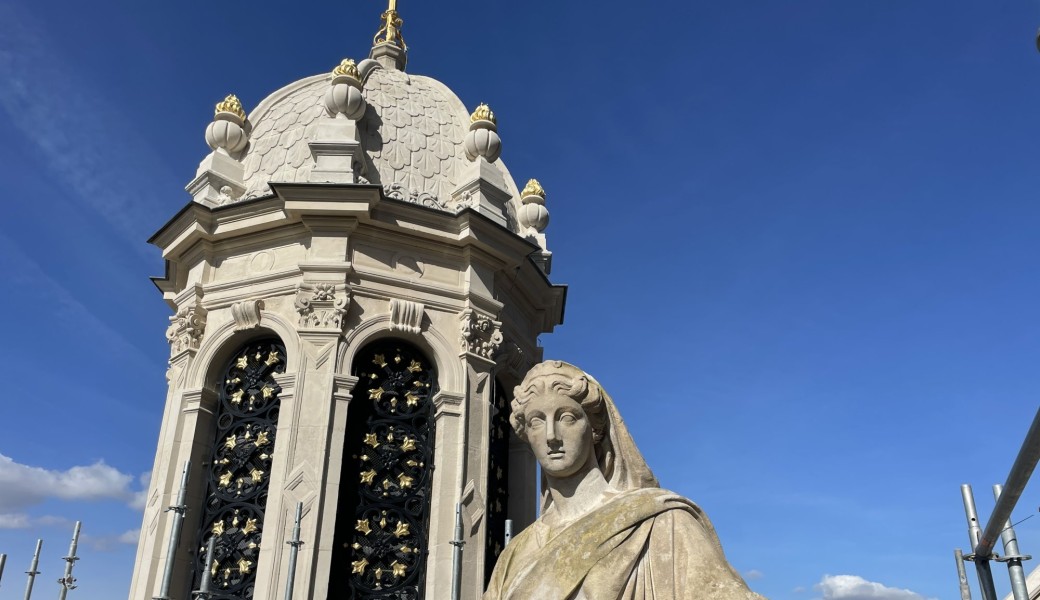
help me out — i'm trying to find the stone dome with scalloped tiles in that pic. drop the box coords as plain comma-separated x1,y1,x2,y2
236,62,522,213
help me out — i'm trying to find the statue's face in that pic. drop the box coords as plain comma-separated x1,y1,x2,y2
522,391,594,479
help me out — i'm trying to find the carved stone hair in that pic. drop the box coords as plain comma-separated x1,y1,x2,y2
510,360,609,445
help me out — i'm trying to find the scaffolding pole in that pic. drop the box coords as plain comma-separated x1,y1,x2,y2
155,461,191,600
976,406,1040,559
450,503,464,600
993,484,1031,600
283,502,303,600
961,484,998,600
955,549,972,600
24,539,42,600
57,521,81,600
192,536,216,600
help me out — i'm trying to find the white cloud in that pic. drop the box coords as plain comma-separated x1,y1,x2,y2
0,453,144,513
129,472,151,511
815,575,936,600
745,569,764,581
79,528,140,552
0,513,30,528
0,513,76,530
118,528,141,544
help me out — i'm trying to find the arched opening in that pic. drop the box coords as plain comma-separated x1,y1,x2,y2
484,378,511,587
190,337,287,598
329,339,437,599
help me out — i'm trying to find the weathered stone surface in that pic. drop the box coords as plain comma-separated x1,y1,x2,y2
485,361,766,600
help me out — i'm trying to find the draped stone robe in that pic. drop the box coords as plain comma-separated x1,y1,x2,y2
484,488,765,600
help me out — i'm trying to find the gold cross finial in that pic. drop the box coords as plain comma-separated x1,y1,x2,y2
373,0,406,49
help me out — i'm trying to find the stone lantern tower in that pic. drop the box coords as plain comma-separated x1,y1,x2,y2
129,4,565,599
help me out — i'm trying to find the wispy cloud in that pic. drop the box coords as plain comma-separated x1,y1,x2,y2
0,453,146,518
815,575,936,600
81,528,141,551
744,569,764,581
0,3,181,251
0,233,161,376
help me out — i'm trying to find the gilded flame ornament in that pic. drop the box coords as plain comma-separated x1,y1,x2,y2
214,94,246,121
470,103,496,125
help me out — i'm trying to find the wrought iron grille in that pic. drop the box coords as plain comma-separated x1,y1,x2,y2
330,341,436,600
192,339,286,598
484,379,511,587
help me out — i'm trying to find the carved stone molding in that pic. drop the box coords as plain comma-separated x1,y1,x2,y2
389,298,425,335
295,283,350,330
231,299,264,331
166,303,207,355
459,309,503,360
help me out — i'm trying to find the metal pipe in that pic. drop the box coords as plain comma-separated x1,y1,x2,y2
504,519,513,547
1,553,7,590
283,502,303,600
962,484,983,549
193,536,216,599
976,561,1000,600
962,484,998,600
155,461,190,600
955,549,972,600
450,503,464,600
977,406,1040,558
993,484,1031,600
57,521,81,600
24,539,42,600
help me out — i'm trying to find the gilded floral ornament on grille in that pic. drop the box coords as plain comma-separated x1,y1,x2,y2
343,342,436,597
193,340,285,599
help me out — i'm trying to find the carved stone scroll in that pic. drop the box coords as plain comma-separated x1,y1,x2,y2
166,303,207,354
231,299,264,331
389,298,425,335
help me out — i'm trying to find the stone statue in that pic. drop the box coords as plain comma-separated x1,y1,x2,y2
484,361,765,600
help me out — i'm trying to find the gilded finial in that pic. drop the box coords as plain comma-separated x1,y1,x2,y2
332,59,360,80
214,94,246,121
521,179,545,201
470,103,496,125
373,0,406,49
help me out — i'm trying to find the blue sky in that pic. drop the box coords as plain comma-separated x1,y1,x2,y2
0,0,1039,598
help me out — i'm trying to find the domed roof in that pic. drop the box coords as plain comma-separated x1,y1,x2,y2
236,63,522,213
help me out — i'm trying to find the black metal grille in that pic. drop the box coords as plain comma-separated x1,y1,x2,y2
484,379,510,587
192,339,286,599
330,340,436,600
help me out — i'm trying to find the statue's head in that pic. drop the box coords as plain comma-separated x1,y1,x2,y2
511,361,609,478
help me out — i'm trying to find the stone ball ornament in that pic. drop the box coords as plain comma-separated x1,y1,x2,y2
205,94,249,154
324,59,367,120
517,179,548,232
464,103,501,163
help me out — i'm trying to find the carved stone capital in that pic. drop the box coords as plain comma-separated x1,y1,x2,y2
295,283,350,330
459,309,503,360
389,298,425,335
166,302,207,355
